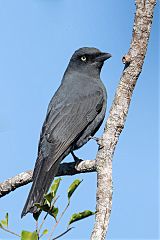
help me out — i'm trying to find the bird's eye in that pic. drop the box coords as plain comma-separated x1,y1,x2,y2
81,56,87,62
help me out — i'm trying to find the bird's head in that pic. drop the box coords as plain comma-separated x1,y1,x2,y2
68,47,111,77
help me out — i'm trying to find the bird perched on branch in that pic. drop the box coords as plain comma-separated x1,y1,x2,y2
21,47,111,217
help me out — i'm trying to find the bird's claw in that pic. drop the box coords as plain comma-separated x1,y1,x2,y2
89,136,101,144
89,136,103,148
89,136,99,141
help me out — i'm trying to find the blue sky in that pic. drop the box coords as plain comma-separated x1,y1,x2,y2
0,1,159,239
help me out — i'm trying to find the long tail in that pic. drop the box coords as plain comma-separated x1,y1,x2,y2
21,161,60,218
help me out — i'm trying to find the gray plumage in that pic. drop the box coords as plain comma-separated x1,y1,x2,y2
21,47,111,217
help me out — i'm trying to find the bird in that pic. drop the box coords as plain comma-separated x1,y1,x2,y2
21,47,111,217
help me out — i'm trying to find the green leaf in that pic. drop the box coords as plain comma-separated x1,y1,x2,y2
21,231,38,240
0,222,3,228
21,231,33,240
5,213,8,227
31,232,38,240
36,178,61,209
35,203,58,219
1,213,8,227
50,178,62,197
44,192,54,205
1,220,7,227
35,203,50,212
68,179,82,201
50,207,58,219
68,210,95,225
42,229,48,236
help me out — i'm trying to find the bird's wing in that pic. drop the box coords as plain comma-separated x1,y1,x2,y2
35,90,104,173
21,90,104,216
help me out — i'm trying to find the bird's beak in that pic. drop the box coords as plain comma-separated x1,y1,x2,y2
95,52,112,62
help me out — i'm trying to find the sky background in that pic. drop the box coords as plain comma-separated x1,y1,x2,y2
0,0,159,239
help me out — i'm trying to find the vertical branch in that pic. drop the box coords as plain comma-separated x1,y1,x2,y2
91,1,156,239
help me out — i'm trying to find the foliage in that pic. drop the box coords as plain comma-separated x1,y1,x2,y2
0,178,94,239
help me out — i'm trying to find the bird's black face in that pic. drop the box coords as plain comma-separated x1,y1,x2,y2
68,47,111,77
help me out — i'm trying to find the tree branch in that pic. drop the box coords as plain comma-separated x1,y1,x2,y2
90,1,156,239
0,160,96,198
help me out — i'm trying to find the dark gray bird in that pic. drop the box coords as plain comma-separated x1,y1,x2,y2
21,47,111,217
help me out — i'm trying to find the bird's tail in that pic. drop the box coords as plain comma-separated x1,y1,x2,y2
21,161,59,218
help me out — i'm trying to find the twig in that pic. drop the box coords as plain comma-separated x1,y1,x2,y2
38,196,59,235
52,227,73,240
0,225,21,238
36,220,39,239
48,203,70,240
90,1,156,239
38,212,48,236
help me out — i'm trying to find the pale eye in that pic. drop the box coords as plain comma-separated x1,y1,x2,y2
81,56,87,62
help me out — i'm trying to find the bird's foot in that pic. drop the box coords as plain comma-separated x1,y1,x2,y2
71,151,82,163
89,136,99,142
89,136,103,148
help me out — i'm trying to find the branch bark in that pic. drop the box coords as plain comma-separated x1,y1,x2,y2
90,1,156,239
0,160,95,198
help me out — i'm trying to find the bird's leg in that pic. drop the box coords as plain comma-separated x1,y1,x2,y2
71,151,82,163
